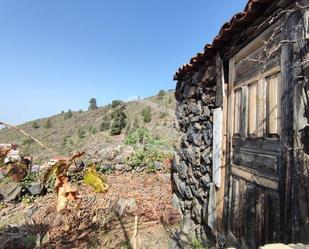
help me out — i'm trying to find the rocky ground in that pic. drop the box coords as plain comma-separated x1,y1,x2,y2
0,170,181,249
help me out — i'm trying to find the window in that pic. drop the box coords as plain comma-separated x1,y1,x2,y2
233,72,281,138
267,73,281,137
234,89,242,135
248,83,258,137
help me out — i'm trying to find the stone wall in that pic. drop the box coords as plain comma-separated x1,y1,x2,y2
172,61,217,244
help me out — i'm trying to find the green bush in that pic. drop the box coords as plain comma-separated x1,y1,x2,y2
132,117,140,131
21,172,39,187
142,106,152,123
77,127,86,139
157,89,166,99
159,112,167,119
100,116,111,131
89,126,97,134
125,122,131,135
62,136,68,147
127,149,164,169
32,121,40,129
22,138,34,146
124,128,151,145
64,109,73,120
110,118,124,135
44,119,52,128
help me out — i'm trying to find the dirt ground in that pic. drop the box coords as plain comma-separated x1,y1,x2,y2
0,171,180,249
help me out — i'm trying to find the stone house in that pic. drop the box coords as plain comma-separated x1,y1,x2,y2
172,0,309,248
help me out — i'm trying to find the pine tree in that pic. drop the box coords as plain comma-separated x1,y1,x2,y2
88,98,98,111
110,106,127,135
157,89,165,100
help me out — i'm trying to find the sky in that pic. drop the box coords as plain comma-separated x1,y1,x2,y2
0,0,248,125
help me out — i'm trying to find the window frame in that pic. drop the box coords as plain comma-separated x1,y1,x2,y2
232,66,281,139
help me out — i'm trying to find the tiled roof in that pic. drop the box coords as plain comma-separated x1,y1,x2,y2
173,0,274,80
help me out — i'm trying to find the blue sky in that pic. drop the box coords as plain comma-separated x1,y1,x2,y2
0,0,247,125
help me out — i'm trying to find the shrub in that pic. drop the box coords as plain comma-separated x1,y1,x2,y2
62,136,68,147
77,127,86,139
125,122,131,135
100,116,111,131
44,119,52,129
21,172,39,187
78,109,83,113
32,121,40,129
132,117,140,131
127,149,164,169
157,89,165,99
23,138,34,146
124,128,151,145
142,107,152,123
159,112,167,119
64,109,73,120
111,100,123,108
88,98,98,111
110,118,123,135
89,126,97,134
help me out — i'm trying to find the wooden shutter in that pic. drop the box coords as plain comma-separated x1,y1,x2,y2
248,83,258,136
234,89,242,135
257,79,266,137
267,74,281,137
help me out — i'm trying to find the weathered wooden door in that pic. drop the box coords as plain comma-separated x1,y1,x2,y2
225,28,284,248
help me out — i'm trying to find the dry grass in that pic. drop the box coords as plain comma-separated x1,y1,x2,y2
0,171,180,249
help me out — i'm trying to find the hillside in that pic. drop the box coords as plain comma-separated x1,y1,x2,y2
0,90,176,164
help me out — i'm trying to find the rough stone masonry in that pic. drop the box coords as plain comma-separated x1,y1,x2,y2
172,59,217,243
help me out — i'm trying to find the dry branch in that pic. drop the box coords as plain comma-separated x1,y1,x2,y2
0,121,56,154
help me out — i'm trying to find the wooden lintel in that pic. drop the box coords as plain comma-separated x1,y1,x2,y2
231,165,279,190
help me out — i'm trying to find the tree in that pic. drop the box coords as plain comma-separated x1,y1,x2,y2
110,106,127,135
157,89,166,100
44,119,52,129
32,121,40,129
64,109,73,120
111,100,123,108
88,98,98,111
142,107,152,123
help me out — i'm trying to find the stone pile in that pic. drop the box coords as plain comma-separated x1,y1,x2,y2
172,62,216,244
83,142,134,170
